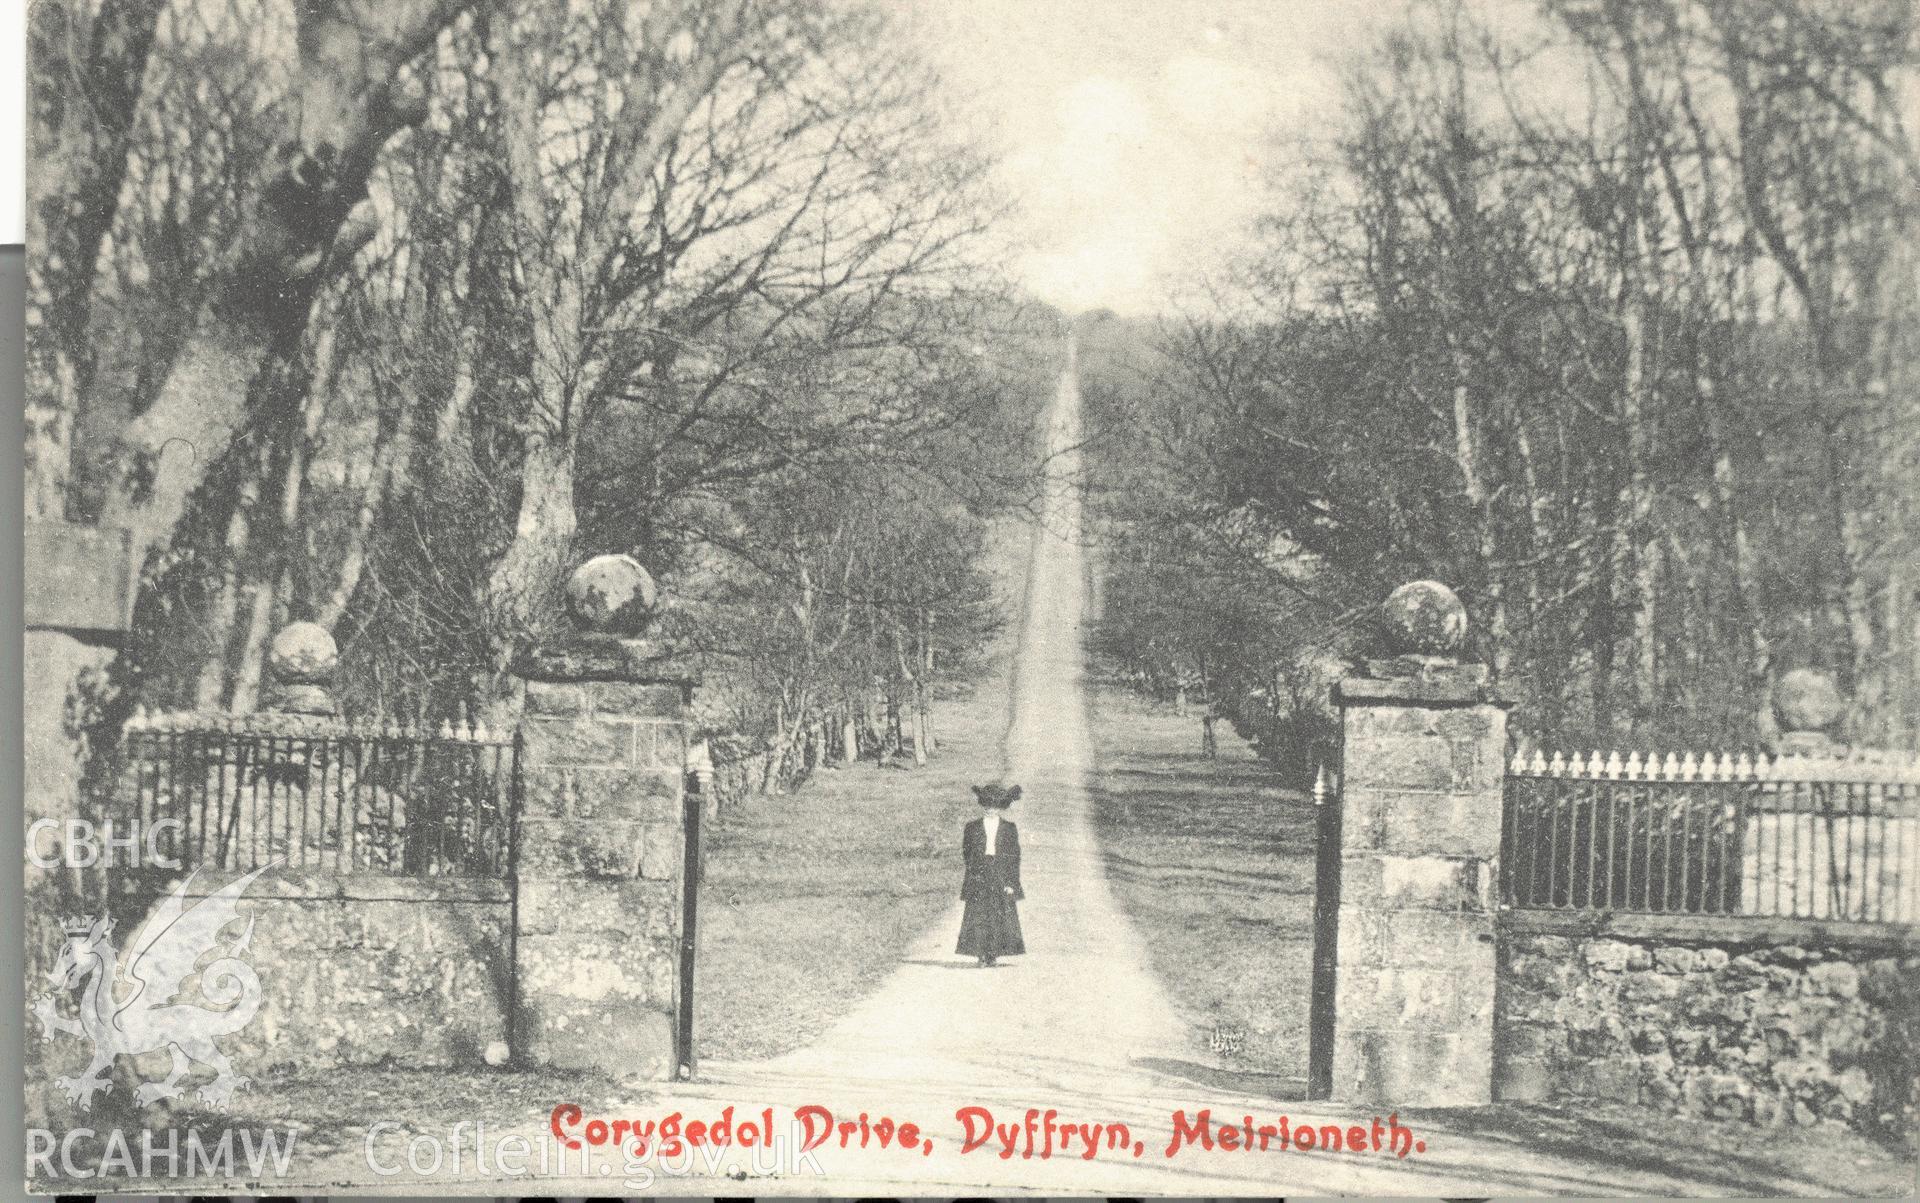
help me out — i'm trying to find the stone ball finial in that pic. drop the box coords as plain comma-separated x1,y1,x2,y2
1381,580,1468,656
1773,668,1842,733
266,621,339,715
567,554,658,634
268,621,339,685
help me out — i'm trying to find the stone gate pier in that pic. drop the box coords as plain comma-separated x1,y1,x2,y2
510,554,692,1079
1311,580,1511,1105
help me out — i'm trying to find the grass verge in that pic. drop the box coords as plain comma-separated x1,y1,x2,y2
691,524,1025,1063
1086,682,1318,1083
692,677,1009,1061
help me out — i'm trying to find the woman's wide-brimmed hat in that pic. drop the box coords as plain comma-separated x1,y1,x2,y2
972,783,1022,808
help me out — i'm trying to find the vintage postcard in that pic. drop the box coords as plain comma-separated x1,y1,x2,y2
20,0,1919,1196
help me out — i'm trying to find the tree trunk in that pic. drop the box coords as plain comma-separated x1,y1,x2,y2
1701,377,1772,706
1621,295,1660,735
96,0,464,566
1592,472,1619,737
921,671,936,767
229,327,336,711
1511,416,1552,708
761,697,788,793
192,440,273,710
316,399,412,631
1835,486,1875,716
484,436,578,676
1447,349,1507,681
1658,57,1774,729
840,706,859,767
229,565,290,715
864,690,885,760
1836,227,1907,739
769,696,814,794
25,0,166,519
1610,0,1661,738
920,607,938,752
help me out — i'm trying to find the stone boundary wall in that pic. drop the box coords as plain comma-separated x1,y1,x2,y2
135,870,510,1073
1495,913,1919,1145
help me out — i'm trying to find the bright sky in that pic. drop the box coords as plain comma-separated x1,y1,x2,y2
900,0,1389,316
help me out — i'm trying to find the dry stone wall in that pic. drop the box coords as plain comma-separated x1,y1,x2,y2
1497,926,1919,1145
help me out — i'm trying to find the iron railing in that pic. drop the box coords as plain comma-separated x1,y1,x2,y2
1502,749,1919,923
120,709,517,877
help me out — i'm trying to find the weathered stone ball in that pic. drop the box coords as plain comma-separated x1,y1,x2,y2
267,621,339,684
1381,580,1468,656
567,554,658,633
483,1040,510,1067
1773,668,1841,733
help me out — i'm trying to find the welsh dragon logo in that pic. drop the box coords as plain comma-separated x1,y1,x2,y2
34,864,273,1111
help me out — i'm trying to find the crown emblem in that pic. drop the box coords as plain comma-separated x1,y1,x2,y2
61,915,97,937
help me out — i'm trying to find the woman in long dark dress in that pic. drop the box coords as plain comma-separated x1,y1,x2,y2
957,783,1025,966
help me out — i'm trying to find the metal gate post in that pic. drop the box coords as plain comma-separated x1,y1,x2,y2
676,775,702,1078
1307,762,1342,1099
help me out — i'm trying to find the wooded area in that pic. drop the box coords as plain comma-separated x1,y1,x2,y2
27,0,1047,792
27,0,1918,799
1084,0,1917,765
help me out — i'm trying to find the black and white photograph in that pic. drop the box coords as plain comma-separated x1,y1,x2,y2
16,0,1920,1196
